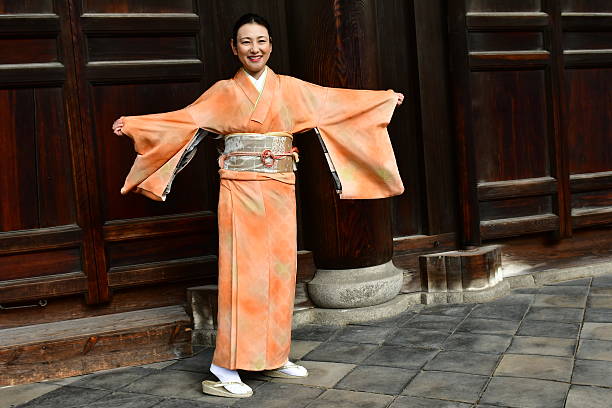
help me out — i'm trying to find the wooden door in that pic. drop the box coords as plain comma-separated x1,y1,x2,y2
561,0,612,229
67,0,220,302
449,0,569,245
449,0,611,245
0,0,98,304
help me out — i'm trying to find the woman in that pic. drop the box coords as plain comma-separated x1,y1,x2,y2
113,13,404,398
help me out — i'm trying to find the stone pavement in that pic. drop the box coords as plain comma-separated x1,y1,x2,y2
4,274,612,408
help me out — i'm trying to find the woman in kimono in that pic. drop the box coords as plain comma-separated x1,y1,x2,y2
113,13,404,398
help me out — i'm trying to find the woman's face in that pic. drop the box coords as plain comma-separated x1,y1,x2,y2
231,23,272,79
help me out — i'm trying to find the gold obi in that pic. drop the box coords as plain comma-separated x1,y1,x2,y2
219,132,298,173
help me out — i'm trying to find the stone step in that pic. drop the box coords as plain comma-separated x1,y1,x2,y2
0,305,192,386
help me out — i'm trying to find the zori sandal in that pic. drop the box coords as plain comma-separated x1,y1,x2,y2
263,361,309,378
202,380,253,398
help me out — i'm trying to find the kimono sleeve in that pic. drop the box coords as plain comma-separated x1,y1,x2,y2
312,85,404,199
119,81,225,201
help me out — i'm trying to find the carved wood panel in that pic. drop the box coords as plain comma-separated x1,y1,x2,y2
450,0,564,242
562,1,612,229
68,0,222,300
0,0,93,304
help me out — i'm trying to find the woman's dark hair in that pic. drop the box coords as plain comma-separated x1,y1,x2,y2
231,13,272,44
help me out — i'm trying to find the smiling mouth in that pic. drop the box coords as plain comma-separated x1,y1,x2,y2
247,55,263,62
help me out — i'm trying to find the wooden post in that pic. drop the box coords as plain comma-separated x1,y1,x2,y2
287,0,401,308
287,0,393,269
447,0,481,249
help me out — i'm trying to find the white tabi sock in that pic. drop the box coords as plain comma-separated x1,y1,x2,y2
209,363,252,395
277,359,308,377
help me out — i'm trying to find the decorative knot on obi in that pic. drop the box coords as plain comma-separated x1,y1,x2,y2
219,132,299,173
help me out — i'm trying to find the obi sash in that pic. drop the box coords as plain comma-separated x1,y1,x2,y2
219,132,298,173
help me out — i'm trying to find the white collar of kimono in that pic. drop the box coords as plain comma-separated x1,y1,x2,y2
246,66,268,94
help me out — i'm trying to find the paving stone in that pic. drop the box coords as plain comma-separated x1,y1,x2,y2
139,360,179,370
494,354,573,382
565,384,612,408
587,296,612,308
363,345,439,370
154,399,227,408
384,328,449,348
166,348,214,373
306,389,393,408
475,405,510,408
47,375,87,386
470,303,529,321
420,304,476,317
480,377,569,408
70,367,155,390
400,315,463,332
267,361,355,388
16,386,111,408
331,325,396,344
581,322,612,340
513,288,540,294
389,396,471,408
590,287,612,296
592,276,612,288
301,341,378,364
290,340,322,360
577,339,612,361
538,286,590,296
532,294,586,308
585,308,612,322
335,365,417,395
122,370,211,400
0,382,60,408
507,336,576,357
455,318,519,335
234,382,322,408
442,333,512,354
401,371,488,404
72,392,163,408
490,294,535,304
517,320,580,338
573,359,612,387
291,325,341,341
350,311,418,328
524,306,584,322
548,277,591,286
423,350,500,375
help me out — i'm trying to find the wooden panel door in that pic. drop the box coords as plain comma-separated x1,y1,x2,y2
0,0,99,304
449,0,571,244
68,0,220,301
561,0,612,228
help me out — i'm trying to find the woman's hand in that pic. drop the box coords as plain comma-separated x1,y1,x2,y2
112,117,125,136
395,92,404,106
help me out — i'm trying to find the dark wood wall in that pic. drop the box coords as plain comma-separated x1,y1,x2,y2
1,0,610,307
449,0,612,245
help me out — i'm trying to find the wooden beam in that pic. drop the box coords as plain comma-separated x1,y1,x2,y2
481,214,559,239
571,171,612,192
467,12,550,29
478,177,557,201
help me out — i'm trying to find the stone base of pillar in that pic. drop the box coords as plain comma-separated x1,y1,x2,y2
186,285,217,347
306,260,404,309
294,292,422,326
419,245,506,303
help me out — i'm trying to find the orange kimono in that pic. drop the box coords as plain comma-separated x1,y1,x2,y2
120,68,403,370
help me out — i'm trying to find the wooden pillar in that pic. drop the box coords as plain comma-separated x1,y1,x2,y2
287,0,393,270
447,0,481,249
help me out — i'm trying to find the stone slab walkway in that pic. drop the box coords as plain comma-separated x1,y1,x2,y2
4,274,612,408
